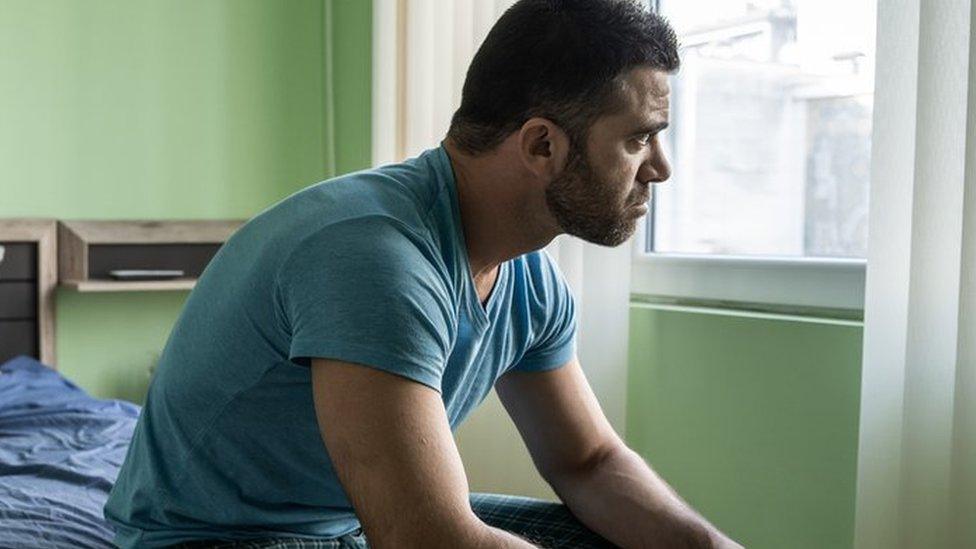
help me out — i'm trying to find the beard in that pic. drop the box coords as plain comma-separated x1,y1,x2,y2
544,145,648,247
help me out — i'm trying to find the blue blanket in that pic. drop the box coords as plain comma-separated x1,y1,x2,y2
0,356,139,548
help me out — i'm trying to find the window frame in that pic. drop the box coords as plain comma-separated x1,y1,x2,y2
631,226,866,310
635,0,869,312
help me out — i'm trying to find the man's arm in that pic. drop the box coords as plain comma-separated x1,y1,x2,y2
310,358,537,548
495,357,743,549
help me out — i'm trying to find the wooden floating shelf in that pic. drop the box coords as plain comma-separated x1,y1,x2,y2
58,219,243,293
60,278,198,293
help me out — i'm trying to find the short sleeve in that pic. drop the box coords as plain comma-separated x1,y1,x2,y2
276,217,456,392
510,251,578,372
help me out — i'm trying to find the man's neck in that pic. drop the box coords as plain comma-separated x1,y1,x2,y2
442,138,562,279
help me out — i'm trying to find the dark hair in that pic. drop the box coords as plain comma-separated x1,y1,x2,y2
447,0,680,155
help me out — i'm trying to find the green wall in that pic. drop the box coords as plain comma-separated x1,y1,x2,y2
0,0,372,401
626,302,863,549
3,6,867,546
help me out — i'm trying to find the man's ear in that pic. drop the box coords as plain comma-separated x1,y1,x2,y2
517,117,571,180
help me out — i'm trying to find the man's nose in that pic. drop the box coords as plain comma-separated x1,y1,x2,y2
637,145,671,185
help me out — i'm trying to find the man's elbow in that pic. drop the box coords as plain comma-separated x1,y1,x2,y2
538,439,627,487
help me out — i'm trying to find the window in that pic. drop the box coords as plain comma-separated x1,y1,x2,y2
633,0,875,311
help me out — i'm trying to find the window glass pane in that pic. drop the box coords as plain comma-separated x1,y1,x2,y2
650,0,875,258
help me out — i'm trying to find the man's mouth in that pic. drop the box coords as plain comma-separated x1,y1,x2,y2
630,194,650,208
628,200,649,216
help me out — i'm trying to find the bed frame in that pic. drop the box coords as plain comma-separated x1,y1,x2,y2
0,219,57,366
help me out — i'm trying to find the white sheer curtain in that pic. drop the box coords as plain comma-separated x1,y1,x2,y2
371,0,632,433
371,0,635,497
372,0,515,165
855,1,976,547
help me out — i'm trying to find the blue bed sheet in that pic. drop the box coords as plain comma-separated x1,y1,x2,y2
0,356,139,548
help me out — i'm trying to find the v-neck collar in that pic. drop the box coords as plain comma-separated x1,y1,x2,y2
434,145,508,332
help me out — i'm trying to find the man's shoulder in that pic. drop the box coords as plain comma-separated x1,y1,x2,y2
291,148,449,223
514,249,570,296
246,152,449,256
284,214,442,274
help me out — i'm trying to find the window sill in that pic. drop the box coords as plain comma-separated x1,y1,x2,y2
630,248,866,312
630,292,864,322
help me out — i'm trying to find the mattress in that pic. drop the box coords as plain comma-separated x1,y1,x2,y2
0,356,139,548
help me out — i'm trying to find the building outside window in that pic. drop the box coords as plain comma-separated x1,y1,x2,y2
649,0,876,260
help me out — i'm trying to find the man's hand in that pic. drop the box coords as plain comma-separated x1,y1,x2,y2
310,358,537,548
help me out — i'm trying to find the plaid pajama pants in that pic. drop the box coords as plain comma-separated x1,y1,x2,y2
170,493,616,548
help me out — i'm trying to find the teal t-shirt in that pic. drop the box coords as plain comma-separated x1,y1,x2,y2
104,145,577,547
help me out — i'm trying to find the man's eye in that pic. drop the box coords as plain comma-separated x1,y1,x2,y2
635,133,654,146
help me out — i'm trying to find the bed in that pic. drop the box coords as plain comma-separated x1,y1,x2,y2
0,355,138,548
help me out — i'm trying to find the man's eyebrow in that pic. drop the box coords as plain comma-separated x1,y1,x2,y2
630,121,669,135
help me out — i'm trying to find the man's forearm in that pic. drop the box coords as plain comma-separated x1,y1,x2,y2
547,445,731,548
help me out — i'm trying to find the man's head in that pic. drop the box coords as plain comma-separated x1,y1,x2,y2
447,0,680,246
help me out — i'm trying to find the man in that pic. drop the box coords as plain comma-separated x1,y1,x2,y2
106,0,743,547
